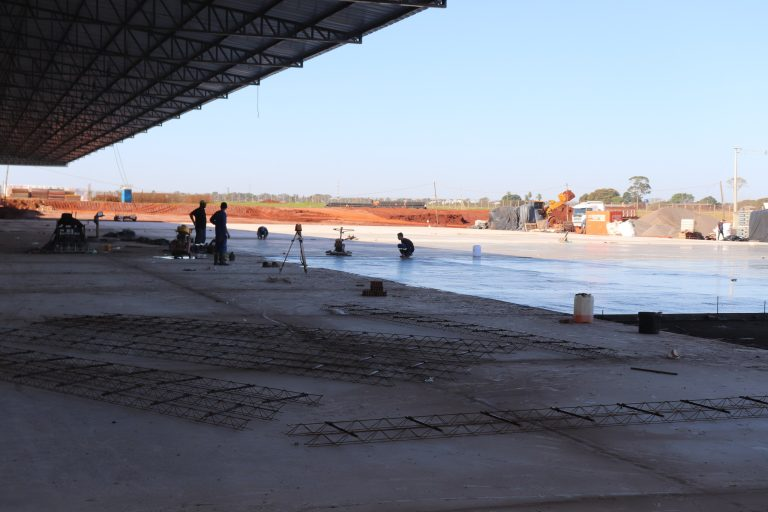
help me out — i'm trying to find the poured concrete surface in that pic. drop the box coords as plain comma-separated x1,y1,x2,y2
1,218,768,512
230,223,768,315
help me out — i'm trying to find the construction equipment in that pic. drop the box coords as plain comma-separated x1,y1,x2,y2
544,189,575,230
326,226,354,256
281,224,308,273
93,211,104,238
42,213,87,252
168,224,192,257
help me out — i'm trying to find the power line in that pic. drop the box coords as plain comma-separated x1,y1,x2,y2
30,167,120,187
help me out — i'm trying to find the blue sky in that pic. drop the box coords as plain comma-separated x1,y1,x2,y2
10,1,768,202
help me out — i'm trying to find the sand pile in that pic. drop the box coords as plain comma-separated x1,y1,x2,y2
7,199,486,227
633,207,718,238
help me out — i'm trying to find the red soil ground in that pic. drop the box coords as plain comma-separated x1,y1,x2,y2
6,200,489,227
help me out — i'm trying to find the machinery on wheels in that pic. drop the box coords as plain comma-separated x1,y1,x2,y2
42,213,87,253
326,226,355,256
169,224,192,258
166,224,234,261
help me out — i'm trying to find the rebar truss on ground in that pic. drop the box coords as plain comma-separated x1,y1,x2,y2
287,395,768,446
328,304,615,358
0,345,320,429
12,314,492,385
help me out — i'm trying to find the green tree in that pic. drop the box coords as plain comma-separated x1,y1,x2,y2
698,196,719,205
524,191,532,201
727,177,747,191
501,192,521,202
578,188,621,203
625,176,651,207
669,192,695,204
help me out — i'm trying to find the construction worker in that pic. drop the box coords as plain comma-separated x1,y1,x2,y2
189,200,207,244
210,202,230,265
397,232,415,258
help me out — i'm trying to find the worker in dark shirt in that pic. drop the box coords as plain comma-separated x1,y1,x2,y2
397,232,415,258
189,200,207,244
210,202,230,265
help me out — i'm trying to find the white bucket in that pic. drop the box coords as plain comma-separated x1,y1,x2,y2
573,293,594,323
472,245,481,258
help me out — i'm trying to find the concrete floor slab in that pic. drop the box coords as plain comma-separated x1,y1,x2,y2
1,219,767,512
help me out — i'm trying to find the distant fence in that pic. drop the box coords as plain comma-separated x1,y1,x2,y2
326,200,427,209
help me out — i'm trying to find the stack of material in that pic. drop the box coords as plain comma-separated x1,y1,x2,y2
634,207,718,238
488,204,542,231
10,188,29,199
737,208,754,238
29,188,48,199
48,188,66,200
749,209,768,242
488,206,520,230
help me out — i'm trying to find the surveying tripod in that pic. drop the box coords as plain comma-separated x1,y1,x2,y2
280,223,308,273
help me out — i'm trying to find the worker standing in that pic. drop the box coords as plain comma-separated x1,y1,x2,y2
210,202,230,265
189,200,207,244
397,232,415,258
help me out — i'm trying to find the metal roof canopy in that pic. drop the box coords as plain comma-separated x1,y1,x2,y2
0,0,444,166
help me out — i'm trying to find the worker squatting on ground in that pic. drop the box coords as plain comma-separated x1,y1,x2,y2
257,226,269,239
397,232,414,258
189,200,207,244
210,202,230,266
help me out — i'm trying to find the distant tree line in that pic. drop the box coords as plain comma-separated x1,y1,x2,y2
87,176,765,210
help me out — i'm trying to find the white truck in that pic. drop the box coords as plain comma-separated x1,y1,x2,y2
571,201,605,227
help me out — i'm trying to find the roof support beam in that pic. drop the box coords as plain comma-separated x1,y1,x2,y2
0,0,435,166
343,0,445,6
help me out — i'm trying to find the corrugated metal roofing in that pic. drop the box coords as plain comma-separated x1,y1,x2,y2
0,0,444,166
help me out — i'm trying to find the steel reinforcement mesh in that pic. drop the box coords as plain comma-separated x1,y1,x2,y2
287,395,768,446
9,315,492,385
0,345,320,429
328,304,615,358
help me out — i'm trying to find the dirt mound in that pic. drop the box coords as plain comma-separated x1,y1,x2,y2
634,207,718,238
6,200,488,228
0,205,41,219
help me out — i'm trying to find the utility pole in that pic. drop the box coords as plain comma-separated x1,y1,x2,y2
433,181,439,226
3,164,9,201
733,147,741,228
719,181,725,221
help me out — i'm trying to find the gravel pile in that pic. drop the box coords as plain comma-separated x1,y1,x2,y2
634,207,719,238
